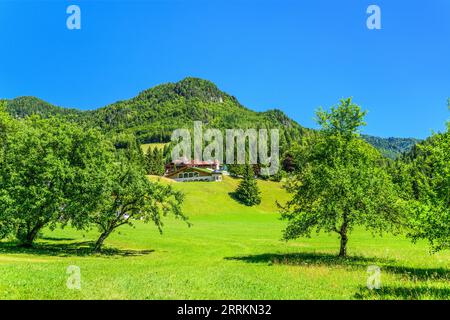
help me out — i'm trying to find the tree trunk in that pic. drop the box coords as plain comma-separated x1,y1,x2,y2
338,219,349,258
19,223,42,247
93,230,111,252
339,232,348,258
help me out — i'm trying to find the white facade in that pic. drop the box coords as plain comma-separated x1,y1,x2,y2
172,170,222,182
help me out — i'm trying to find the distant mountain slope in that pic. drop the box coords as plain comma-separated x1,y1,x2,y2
2,96,83,121
1,77,419,157
362,135,421,159
88,77,305,142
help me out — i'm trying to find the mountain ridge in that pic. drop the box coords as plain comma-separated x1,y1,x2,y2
1,77,419,158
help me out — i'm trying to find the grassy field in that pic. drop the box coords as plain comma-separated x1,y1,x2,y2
0,176,449,299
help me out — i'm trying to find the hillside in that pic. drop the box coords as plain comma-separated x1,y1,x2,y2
362,135,421,159
150,175,290,216
1,77,418,156
2,78,305,145
1,96,83,121
88,77,306,143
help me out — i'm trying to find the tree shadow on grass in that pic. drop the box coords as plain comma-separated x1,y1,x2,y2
40,236,77,241
382,265,450,282
0,241,155,257
225,252,450,281
228,192,245,206
225,252,394,268
354,285,450,300
228,191,259,207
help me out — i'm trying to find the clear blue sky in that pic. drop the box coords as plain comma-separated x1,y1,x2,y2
0,0,449,138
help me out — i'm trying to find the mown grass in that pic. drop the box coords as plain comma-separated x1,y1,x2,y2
0,176,449,299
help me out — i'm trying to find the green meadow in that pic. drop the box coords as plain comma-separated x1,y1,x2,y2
0,176,449,300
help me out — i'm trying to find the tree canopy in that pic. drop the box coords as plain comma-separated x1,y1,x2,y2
280,98,405,257
0,114,113,246
404,130,450,252
90,136,188,252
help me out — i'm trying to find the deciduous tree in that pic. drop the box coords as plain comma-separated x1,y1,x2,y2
405,116,450,252
280,98,404,257
0,115,113,246
91,137,188,252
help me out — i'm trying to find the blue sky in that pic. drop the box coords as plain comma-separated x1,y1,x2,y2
0,0,449,138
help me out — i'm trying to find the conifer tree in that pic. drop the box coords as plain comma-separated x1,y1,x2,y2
234,164,261,206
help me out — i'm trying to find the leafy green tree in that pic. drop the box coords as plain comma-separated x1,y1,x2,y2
0,102,13,155
90,140,188,252
0,115,113,247
234,164,261,206
405,127,450,252
280,98,404,257
0,104,15,239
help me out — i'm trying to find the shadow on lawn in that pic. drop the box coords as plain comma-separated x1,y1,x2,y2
0,241,154,257
40,236,77,241
382,265,450,282
226,252,394,268
354,285,450,300
228,192,247,206
225,252,450,282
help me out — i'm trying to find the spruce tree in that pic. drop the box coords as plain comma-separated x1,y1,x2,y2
153,147,165,176
145,147,165,176
145,147,155,174
235,164,261,206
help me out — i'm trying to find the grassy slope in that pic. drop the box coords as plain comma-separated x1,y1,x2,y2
0,176,449,299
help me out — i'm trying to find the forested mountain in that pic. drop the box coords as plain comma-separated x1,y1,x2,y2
362,135,421,159
1,96,83,121
87,77,306,143
1,77,418,157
